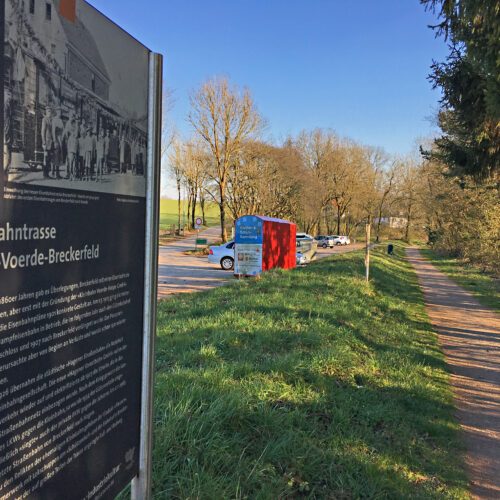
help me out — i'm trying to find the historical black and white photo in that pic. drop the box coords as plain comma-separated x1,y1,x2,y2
3,0,149,196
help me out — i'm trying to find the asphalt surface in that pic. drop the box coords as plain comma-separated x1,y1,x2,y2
157,229,366,298
315,241,365,259
157,227,229,299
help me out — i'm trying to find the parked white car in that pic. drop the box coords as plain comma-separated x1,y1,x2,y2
296,252,308,265
209,240,309,269
296,233,314,241
208,241,235,270
332,235,351,245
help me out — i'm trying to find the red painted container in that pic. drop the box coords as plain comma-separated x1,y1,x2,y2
261,217,297,271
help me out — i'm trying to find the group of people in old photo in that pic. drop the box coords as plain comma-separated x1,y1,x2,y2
37,104,147,182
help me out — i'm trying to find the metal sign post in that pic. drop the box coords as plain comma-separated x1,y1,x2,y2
131,52,163,500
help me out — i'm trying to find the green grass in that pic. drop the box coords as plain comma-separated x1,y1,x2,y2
420,248,499,314
152,244,468,499
160,198,220,230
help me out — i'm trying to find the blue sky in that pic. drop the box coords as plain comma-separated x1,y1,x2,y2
89,0,447,157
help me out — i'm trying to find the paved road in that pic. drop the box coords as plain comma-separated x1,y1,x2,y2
407,248,500,500
157,227,231,299
158,231,366,298
315,242,365,260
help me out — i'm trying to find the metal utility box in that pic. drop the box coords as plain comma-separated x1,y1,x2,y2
234,215,297,276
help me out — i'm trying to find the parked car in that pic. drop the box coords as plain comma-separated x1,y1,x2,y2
296,251,308,265
332,235,351,246
208,241,235,270
296,232,314,241
315,235,335,248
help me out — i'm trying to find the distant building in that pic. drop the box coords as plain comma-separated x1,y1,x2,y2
374,216,408,229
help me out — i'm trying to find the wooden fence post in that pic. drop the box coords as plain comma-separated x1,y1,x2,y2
365,218,371,282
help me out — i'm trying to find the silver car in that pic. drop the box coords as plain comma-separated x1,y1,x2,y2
315,235,335,248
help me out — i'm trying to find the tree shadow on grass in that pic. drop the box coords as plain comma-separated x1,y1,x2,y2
152,363,467,499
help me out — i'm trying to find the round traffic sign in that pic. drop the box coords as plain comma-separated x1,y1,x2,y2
195,217,203,226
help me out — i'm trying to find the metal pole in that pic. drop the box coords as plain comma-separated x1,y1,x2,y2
131,52,163,500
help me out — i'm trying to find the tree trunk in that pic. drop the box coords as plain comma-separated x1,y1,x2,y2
404,203,412,242
187,195,192,230
375,192,388,242
375,208,383,243
219,183,227,242
176,182,181,232
200,193,206,225
404,221,410,241
337,208,341,235
191,189,198,229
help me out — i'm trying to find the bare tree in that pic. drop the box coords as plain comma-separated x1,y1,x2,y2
161,88,175,159
225,140,303,221
160,89,179,230
189,77,262,241
370,150,400,242
293,130,379,236
296,129,337,233
168,135,183,231
394,158,425,242
183,140,207,229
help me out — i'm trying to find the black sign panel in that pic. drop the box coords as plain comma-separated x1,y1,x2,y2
1,1,151,498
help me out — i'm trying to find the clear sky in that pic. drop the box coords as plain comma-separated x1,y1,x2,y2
88,0,447,157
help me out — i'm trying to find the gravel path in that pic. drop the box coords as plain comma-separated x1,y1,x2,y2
406,248,500,499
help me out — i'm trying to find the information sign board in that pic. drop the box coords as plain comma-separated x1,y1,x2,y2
0,1,161,498
234,243,263,276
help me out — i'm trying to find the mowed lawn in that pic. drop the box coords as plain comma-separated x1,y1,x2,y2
152,244,468,498
160,198,220,230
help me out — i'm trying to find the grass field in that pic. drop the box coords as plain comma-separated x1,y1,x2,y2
160,198,220,230
151,244,468,498
420,248,499,314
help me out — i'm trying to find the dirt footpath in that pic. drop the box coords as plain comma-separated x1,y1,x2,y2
406,248,500,499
